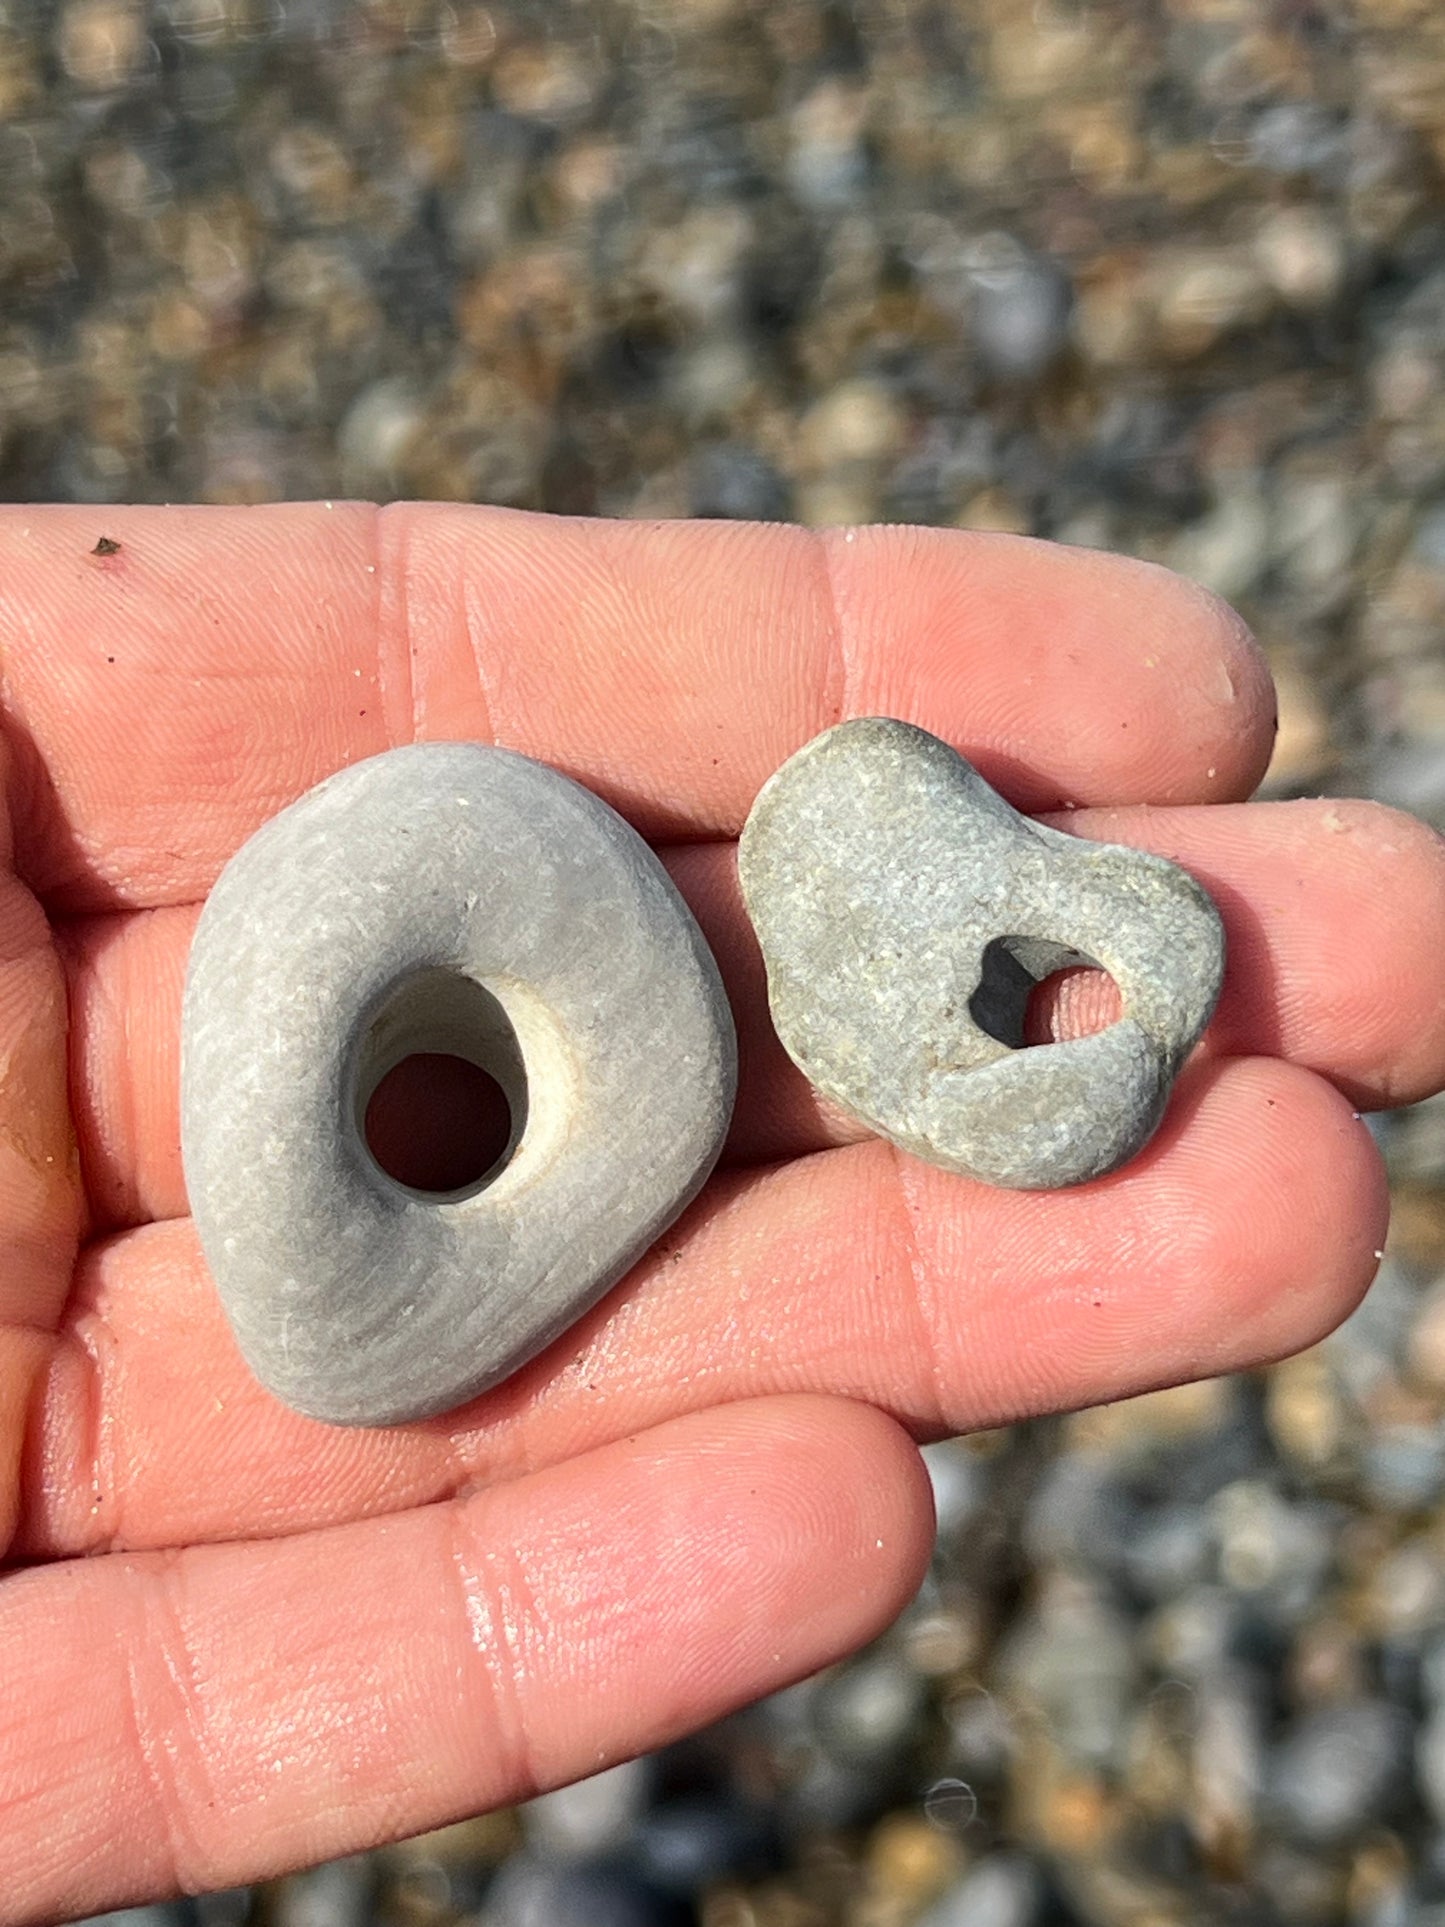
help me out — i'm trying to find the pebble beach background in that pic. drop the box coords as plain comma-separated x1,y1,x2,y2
15,0,1443,1922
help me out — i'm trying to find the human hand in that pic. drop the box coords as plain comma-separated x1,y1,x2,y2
3,505,1442,1920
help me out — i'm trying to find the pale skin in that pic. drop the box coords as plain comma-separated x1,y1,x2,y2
1,503,1443,1922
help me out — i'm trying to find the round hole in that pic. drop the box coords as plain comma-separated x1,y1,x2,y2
1022,966,1121,1046
350,968,529,1200
364,1052,513,1194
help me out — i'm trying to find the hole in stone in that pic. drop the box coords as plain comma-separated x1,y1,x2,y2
969,936,1118,1050
364,1054,512,1194
1023,968,1121,1046
352,969,528,1200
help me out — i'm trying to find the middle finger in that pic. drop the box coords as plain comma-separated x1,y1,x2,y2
59,795,1445,1232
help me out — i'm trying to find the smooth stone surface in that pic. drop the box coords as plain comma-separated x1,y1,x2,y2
181,742,736,1427
739,718,1224,1189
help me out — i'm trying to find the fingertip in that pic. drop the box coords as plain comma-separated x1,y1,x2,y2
760,1395,937,1626
636,1395,936,1677
825,525,1279,808
1168,1055,1390,1369
1179,572,1279,798
1066,545,1279,802
1300,798,1445,1109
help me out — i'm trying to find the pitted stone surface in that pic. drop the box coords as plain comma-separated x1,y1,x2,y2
181,742,737,1426
739,718,1224,1190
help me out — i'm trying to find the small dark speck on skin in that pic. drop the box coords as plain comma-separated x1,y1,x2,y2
91,536,121,556
106,655,115,663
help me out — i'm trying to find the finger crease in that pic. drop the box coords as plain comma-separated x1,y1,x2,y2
447,1506,545,1801
460,576,500,750
121,1557,211,1894
889,1144,948,1433
374,502,419,749
69,1284,121,1553
814,528,855,728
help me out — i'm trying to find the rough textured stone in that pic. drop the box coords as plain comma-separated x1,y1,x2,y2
181,742,736,1427
739,718,1223,1189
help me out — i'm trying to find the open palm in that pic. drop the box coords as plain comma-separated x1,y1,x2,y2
3,504,1442,1923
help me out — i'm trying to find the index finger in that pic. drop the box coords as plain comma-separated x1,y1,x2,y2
0,504,1274,913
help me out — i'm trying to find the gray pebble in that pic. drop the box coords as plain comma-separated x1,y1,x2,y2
481,1856,681,1927
778,1750,882,1831
1269,1701,1411,1844
630,1796,779,1894
1418,1708,1445,1825
71,1911,194,1927
966,239,1073,383
996,1574,1138,1770
689,441,792,521
944,1691,1017,1780
1190,1666,1266,1839
916,1853,1045,1927
1362,1426,1445,1510
739,719,1223,1189
271,1858,374,1927
1327,1257,1419,1399
1121,1503,1214,1602
524,1760,653,1859
1375,1092,1445,1187
193,1897,253,1927
921,1438,988,1542
1145,1586,1250,1682
812,1653,929,1763
1022,1453,1132,1573
181,743,736,1426
1368,738,1445,832
1210,1482,1337,1622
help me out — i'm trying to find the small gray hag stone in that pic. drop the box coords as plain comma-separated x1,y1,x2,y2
739,718,1223,1190
181,742,736,1427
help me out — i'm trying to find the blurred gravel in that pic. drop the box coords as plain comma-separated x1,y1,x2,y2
32,0,1445,1922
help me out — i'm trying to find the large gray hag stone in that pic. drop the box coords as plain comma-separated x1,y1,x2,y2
739,718,1223,1189
181,742,736,1426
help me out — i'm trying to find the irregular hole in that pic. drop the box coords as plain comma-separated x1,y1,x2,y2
352,969,527,1199
969,935,1118,1050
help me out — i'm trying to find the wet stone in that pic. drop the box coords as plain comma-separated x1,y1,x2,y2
739,719,1224,1189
